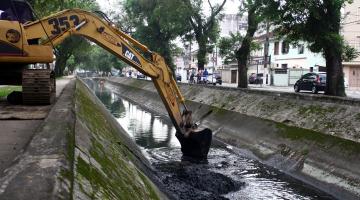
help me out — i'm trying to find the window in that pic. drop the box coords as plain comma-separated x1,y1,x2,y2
274,42,279,55
281,64,288,69
281,41,289,54
298,44,304,54
274,69,287,74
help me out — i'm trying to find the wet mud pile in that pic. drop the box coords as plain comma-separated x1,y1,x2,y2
148,147,335,200
149,148,243,200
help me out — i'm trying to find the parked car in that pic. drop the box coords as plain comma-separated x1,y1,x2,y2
248,73,263,84
294,72,326,94
136,72,145,79
176,73,182,82
206,73,222,85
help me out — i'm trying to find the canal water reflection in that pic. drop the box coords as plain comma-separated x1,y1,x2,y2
89,80,335,200
100,91,180,149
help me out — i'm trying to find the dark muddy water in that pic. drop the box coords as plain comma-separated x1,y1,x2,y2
89,80,335,200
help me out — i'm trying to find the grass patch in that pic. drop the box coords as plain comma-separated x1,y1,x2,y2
355,113,360,121
0,86,22,97
298,105,337,116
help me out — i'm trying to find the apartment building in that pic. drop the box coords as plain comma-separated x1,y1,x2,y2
342,1,360,88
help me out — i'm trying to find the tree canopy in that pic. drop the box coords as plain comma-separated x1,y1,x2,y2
182,0,226,70
124,0,191,70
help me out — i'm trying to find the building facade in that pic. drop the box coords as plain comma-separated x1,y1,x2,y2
342,1,360,88
220,34,326,86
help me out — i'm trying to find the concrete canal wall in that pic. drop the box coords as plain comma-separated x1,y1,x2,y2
0,80,167,200
106,77,360,200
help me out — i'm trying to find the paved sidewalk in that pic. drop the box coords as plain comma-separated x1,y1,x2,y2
0,77,73,178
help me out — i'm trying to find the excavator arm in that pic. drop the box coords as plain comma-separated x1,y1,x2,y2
3,8,212,159
24,9,186,132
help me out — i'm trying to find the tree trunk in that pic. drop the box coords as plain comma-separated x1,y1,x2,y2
236,37,251,88
235,5,258,88
197,40,207,70
237,57,248,88
54,56,67,77
161,42,175,72
324,49,345,96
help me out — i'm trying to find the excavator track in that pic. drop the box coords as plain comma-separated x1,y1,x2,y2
22,69,56,105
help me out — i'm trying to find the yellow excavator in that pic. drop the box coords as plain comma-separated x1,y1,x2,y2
0,0,212,159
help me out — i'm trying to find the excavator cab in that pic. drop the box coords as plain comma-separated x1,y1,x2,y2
0,0,55,104
0,0,35,23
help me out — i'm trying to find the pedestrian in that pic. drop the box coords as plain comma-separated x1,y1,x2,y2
203,69,208,83
189,69,195,84
197,70,202,84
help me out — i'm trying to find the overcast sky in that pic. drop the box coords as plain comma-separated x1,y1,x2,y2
95,0,241,15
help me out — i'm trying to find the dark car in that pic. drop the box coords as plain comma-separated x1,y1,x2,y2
249,73,263,84
176,73,182,82
294,72,326,94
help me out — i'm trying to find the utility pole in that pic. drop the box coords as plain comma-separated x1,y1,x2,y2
264,21,270,85
264,21,270,69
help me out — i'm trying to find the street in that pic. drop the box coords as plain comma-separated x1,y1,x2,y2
178,77,360,99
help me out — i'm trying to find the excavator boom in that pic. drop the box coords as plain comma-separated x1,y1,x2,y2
0,7,212,159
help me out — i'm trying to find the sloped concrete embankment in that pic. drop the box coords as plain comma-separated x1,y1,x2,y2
106,77,360,200
0,79,166,200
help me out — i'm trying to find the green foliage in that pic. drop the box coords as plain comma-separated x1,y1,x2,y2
219,32,262,65
219,33,243,64
76,45,126,74
124,0,191,69
269,0,348,54
0,86,22,97
342,43,360,62
30,0,99,17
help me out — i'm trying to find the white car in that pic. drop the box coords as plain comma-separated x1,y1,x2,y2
205,73,222,85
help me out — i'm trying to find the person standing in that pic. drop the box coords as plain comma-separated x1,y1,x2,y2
189,69,195,84
202,69,209,83
197,70,202,84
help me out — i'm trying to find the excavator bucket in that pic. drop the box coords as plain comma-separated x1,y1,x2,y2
176,128,212,160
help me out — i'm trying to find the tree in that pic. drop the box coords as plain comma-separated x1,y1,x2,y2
183,0,226,70
342,44,360,62
269,0,353,96
236,0,264,88
124,0,191,70
73,45,126,74
218,32,243,64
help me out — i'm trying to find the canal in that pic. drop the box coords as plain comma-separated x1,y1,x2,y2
89,80,335,200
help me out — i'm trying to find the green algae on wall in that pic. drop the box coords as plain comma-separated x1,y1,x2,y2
74,81,161,200
275,122,360,154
